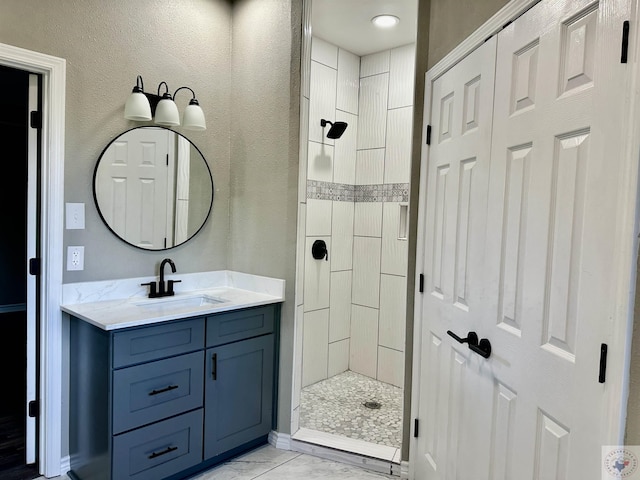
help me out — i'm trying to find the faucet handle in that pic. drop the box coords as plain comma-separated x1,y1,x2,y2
141,281,158,298
167,279,182,296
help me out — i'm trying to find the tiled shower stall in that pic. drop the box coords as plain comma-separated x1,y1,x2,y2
298,36,415,394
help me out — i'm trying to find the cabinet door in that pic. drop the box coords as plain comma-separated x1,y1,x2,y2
204,334,274,459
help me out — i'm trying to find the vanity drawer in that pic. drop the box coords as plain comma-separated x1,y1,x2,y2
112,408,203,480
112,351,204,434
206,305,275,347
113,318,204,368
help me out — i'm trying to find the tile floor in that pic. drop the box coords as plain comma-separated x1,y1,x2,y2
36,444,396,479
300,370,403,449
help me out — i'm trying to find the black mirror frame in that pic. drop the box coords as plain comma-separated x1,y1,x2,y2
92,126,214,251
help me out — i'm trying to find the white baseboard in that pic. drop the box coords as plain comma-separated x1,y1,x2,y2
400,460,410,479
60,455,70,475
268,430,292,450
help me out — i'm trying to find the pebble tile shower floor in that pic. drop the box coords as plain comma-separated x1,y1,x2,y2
300,371,403,448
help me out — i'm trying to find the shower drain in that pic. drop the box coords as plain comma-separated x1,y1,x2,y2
363,400,382,409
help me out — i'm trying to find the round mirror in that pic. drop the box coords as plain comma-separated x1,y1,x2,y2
93,126,213,250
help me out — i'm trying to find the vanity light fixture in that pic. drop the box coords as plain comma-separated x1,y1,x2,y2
124,75,206,131
371,14,400,28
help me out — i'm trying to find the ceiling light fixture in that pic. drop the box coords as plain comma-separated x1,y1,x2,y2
371,14,400,28
124,75,206,131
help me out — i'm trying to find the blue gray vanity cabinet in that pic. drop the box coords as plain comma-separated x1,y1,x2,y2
204,306,276,458
67,304,280,480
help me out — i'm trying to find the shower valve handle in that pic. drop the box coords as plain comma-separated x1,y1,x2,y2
312,239,329,261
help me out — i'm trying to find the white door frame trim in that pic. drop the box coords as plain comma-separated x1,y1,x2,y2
410,0,640,473
0,43,66,478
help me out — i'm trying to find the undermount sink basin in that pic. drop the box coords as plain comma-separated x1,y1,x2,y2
134,294,226,309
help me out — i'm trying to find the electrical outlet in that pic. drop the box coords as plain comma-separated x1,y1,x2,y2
67,246,84,271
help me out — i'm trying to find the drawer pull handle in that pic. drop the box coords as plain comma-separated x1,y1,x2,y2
148,385,179,396
212,353,217,380
148,445,177,459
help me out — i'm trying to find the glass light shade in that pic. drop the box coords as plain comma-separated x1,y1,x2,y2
124,91,152,121
182,102,206,131
154,97,180,126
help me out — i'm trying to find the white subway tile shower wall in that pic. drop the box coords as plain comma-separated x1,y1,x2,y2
302,308,330,387
330,270,352,342
328,338,350,378
333,110,358,184
337,48,360,114
300,39,415,389
357,74,389,150
330,201,355,271
360,50,390,78
389,44,417,109
309,61,337,145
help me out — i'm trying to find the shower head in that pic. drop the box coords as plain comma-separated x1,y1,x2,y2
321,119,348,139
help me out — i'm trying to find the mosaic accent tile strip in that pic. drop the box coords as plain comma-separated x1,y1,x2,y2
307,180,409,203
355,183,409,203
299,370,403,449
307,180,356,202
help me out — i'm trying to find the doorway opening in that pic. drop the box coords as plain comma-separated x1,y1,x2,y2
0,64,40,480
291,0,418,468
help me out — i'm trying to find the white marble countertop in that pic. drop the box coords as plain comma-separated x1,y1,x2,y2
60,270,285,331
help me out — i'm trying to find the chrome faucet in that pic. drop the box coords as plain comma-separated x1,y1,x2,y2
141,258,181,298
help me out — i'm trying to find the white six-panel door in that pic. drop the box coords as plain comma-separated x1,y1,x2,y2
412,35,498,480
412,0,631,478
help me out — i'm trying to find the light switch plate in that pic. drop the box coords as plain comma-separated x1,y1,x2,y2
67,246,84,271
66,203,85,229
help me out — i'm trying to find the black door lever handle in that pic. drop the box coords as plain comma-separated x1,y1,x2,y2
447,330,478,346
470,338,492,358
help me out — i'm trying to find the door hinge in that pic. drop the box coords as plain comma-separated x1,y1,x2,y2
414,418,419,437
426,125,432,145
29,258,40,276
30,110,42,129
28,400,38,418
599,343,608,383
622,21,630,63
419,274,424,293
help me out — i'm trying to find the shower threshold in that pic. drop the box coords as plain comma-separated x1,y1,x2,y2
292,427,401,463
290,427,401,477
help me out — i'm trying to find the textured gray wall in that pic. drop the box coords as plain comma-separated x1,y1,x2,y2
228,0,301,434
0,0,232,282
426,0,509,69
0,0,303,460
